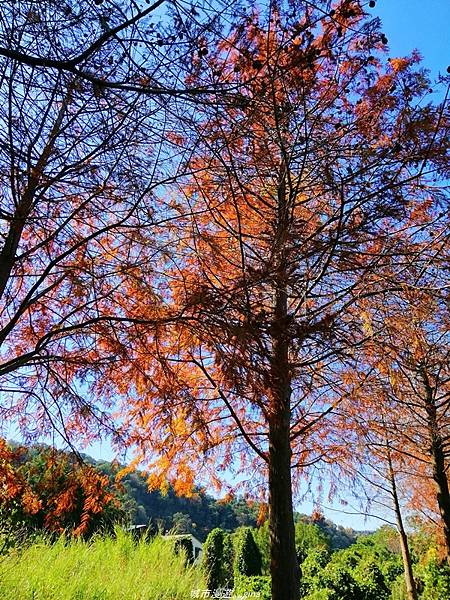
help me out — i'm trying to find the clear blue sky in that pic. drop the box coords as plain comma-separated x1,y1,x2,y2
375,0,449,79
21,0,449,531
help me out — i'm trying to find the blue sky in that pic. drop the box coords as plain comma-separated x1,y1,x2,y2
375,0,449,79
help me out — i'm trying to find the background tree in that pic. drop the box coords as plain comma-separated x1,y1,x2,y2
202,527,226,591
295,520,330,565
0,0,246,448
234,527,262,577
0,440,121,537
334,231,449,591
353,260,450,561
339,406,419,600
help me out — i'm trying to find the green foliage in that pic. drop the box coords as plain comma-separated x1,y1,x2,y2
253,521,271,573
222,532,235,588
173,535,194,564
234,527,262,577
416,550,450,600
352,559,390,600
301,548,332,580
357,537,404,583
368,525,401,554
203,528,226,590
315,563,362,600
172,512,195,534
0,529,204,599
296,521,331,564
301,533,403,600
298,525,450,600
406,518,439,564
233,575,271,600
252,519,332,576
295,514,359,550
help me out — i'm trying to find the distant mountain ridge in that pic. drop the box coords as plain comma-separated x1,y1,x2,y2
92,456,259,542
6,442,362,546
91,456,361,547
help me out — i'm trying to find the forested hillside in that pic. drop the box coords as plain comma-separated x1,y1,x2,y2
2,442,450,598
98,458,361,545
2,443,360,545
96,455,260,540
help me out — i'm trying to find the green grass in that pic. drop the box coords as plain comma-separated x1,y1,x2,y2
0,529,205,599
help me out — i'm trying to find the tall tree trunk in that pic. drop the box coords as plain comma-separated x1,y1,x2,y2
269,415,300,600
430,436,450,561
397,529,418,600
386,441,418,600
420,367,450,561
267,161,300,599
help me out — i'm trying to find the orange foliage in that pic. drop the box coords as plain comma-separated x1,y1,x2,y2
88,2,448,505
0,441,118,536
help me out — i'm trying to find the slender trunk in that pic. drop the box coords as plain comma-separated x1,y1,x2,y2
420,367,450,561
430,438,450,561
398,529,417,600
386,443,417,600
269,416,300,600
267,162,300,599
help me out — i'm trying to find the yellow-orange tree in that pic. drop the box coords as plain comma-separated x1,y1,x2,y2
353,277,450,562
335,387,421,600
94,2,450,597
0,440,118,537
331,201,449,585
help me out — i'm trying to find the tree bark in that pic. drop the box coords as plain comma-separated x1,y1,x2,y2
420,367,450,562
386,443,418,600
269,223,300,596
430,437,450,562
398,529,417,600
266,159,300,599
268,415,300,600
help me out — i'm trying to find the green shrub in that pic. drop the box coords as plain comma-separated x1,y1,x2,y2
253,522,271,574
234,528,262,577
316,563,361,600
223,532,235,588
416,550,450,600
353,559,389,600
301,548,331,579
302,535,400,600
173,535,194,564
233,575,271,600
203,527,226,590
296,522,330,564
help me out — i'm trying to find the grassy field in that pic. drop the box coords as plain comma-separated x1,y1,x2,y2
0,530,205,600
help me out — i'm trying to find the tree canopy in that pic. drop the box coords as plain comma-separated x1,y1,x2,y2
0,1,448,598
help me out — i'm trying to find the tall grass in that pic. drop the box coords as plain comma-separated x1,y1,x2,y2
0,529,205,599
